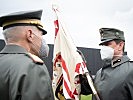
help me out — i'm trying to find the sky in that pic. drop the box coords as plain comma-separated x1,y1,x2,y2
0,0,133,59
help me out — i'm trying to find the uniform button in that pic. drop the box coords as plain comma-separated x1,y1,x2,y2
117,59,121,62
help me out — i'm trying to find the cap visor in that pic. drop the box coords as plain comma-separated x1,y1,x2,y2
37,26,47,35
99,39,113,45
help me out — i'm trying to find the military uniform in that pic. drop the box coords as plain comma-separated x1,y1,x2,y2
0,45,54,100
80,28,133,100
92,28,133,100
93,55,133,100
0,10,54,100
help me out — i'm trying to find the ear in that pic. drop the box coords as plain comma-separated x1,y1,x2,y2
26,29,34,42
118,41,124,51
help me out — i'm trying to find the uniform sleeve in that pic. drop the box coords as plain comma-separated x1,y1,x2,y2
125,63,133,100
21,64,54,100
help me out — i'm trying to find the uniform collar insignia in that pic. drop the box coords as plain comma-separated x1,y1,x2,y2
112,55,130,67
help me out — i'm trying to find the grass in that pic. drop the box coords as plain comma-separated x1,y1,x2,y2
81,94,92,100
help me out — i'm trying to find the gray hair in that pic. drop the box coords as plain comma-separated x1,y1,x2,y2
2,26,37,43
2,26,25,42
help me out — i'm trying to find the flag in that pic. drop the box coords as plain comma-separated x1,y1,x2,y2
52,5,89,100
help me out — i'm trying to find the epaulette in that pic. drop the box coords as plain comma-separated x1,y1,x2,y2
27,53,44,64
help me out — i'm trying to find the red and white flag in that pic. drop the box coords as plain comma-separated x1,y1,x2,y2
52,5,89,100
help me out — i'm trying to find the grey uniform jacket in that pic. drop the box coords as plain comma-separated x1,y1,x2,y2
0,45,54,100
93,55,133,100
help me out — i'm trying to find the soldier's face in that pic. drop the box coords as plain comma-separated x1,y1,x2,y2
104,40,124,58
30,27,43,57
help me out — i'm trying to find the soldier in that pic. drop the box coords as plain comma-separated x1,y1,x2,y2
81,28,133,100
0,10,54,100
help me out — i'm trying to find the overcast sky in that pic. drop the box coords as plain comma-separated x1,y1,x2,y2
0,0,133,59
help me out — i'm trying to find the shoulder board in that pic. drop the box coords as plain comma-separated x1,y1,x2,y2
27,53,44,64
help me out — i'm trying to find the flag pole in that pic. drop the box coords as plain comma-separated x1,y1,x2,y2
77,50,100,100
